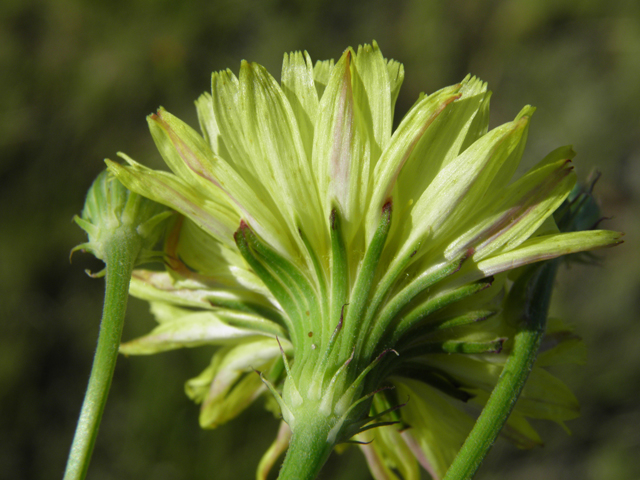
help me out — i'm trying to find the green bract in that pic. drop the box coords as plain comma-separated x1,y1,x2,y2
108,42,621,479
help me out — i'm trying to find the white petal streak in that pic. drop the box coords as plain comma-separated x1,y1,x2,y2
331,63,354,210
313,49,369,236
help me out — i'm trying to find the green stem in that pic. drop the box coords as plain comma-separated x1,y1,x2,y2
443,260,559,480
276,413,335,480
64,229,142,480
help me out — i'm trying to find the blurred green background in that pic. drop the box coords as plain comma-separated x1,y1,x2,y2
1,0,638,478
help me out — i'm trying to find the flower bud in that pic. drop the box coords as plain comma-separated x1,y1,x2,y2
72,170,172,275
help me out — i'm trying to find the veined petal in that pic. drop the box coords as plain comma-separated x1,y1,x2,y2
353,41,395,159
380,78,489,264
128,269,280,321
153,107,300,257
129,270,220,308
281,50,318,161
312,48,370,244
149,107,219,189
119,302,263,355
210,69,251,173
240,60,325,254
400,107,536,265
366,84,463,242
393,77,489,227
446,146,577,261
482,106,535,198
476,230,623,277
198,366,265,429
212,63,325,262
107,157,238,246
370,84,463,205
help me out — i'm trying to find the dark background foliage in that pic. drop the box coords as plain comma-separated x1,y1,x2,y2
1,0,638,478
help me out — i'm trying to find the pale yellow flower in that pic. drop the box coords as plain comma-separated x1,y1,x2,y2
108,42,621,479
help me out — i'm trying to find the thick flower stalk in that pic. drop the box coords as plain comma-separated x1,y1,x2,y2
106,43,621,479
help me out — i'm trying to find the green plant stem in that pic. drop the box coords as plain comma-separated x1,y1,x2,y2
64,229,142,480
276,413,335,480
443,260,559,480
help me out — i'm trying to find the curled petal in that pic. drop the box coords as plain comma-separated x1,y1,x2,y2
185,339,289,428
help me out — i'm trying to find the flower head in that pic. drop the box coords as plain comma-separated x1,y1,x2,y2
109,42,621,479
